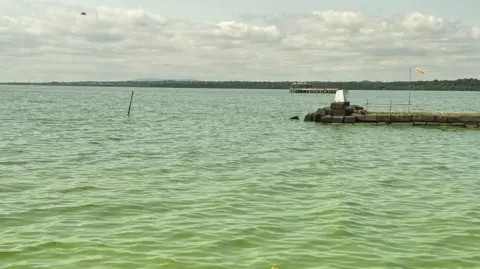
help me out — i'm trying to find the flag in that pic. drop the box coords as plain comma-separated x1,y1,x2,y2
415,67,426,74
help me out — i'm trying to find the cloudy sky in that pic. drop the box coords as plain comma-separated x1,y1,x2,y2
1,0,479,82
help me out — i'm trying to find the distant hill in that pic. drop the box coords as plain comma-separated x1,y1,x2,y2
2,78,480,91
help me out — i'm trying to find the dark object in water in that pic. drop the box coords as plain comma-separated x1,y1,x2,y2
290,116,300,120
127,90,134,117
81,12,87,15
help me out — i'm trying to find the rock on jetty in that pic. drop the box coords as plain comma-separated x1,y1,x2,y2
304,101,480,128
303,101,368,123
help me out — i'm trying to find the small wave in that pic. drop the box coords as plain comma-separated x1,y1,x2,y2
0,160,29,166
57,185,106,194
108,137,124,141
18,202,105,217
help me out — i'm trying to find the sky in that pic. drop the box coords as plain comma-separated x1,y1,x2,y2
1,0,480,82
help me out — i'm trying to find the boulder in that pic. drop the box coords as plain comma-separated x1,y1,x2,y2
350,105,364,111
305,103,369,123
314,113,323,122
316,107,332,116
344,116,356,123
330,102,347,109
304,113,315,122
321,115,333,123
345,107,354,116
347,105,367,115
331,108,346,116
331,116,344,123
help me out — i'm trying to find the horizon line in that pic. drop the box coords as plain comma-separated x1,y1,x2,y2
1,78,479,84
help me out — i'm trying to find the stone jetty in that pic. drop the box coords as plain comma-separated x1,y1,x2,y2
303,103,480,128
303,90,480,128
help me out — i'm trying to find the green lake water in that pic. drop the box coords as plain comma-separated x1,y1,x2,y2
1,85,479,269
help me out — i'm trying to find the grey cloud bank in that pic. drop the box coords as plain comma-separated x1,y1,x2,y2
1,1,479,82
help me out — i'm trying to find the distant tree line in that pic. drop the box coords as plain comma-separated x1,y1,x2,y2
2,78,480,91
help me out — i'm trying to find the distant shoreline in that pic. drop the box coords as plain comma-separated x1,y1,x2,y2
1,79,479,91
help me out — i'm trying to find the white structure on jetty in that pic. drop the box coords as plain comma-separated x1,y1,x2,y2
334,89,347,103
289,82,348,94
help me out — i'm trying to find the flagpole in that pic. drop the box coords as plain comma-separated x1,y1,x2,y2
408,66,412,113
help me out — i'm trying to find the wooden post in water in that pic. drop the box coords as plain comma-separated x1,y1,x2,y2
127,90,134,117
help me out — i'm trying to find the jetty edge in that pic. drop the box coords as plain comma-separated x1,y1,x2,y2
303,91,480,128
304,103,480,128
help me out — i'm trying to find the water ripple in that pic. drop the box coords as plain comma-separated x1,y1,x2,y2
0,86,479,268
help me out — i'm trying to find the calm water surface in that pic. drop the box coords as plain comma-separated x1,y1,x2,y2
1,86,479,269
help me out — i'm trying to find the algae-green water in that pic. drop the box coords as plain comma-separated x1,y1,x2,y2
1,85,479,269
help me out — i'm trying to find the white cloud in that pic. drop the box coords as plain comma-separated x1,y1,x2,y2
472,27,480,39
1,1,479,81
